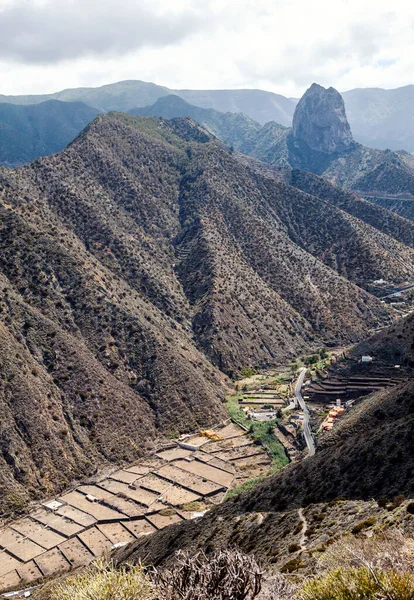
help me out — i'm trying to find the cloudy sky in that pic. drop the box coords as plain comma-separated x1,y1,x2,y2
1,0,414,97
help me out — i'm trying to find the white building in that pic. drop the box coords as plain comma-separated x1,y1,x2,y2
361,355,373,363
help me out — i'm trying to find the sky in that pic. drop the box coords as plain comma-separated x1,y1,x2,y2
1,0,414,97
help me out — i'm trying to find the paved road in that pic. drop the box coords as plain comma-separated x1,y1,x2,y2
295,367,316,457
380,282,414,299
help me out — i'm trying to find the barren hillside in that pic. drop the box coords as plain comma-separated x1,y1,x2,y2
0,113,412,514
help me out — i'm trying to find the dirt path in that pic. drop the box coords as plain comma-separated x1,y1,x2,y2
298,507,308,550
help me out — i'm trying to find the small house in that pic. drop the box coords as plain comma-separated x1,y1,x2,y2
361,355,373,363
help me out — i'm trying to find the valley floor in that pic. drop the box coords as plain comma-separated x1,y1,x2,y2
2,336,411,595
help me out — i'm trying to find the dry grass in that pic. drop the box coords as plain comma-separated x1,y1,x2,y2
49,558,154,600
297,532,414,600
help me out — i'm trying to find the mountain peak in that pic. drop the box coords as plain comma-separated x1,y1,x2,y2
292,83,354,154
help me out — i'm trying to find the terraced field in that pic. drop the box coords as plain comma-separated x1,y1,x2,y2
306,376,401,403
0,423,271,594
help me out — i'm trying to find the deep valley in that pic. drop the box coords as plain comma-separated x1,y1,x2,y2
0,81,413,599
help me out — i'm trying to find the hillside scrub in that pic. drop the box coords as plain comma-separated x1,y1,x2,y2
47,551,264,600
43,535,414,600
49,559,154,600
298,567,414,600
1,112,413,511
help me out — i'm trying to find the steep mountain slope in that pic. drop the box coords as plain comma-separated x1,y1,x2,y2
0,118,233,514
288,170,414,247
362,196,414,222
131,95,291,165
1,113,413,515
134,88,414,207
132,94,414,227
0,100,100,167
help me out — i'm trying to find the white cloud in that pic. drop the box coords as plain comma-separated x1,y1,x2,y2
1,0,414,96
0,0,212,63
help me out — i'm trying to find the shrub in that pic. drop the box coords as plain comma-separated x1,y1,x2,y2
407,502,414,514
351,517,376,534
50,558,154,600
280,557,303,573
153,550,263,600
240,367,257,379
377,498,389,508
314,513,326,522
297,567,414,600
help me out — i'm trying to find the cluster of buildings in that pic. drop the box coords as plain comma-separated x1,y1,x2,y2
322,401,345,432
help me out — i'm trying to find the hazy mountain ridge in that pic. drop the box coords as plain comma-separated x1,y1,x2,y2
342,85,414,152
0,100,100,167
3,79,414,151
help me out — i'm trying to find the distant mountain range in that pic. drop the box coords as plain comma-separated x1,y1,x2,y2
1,81,414,225
1,79,414,151
0,100,99,167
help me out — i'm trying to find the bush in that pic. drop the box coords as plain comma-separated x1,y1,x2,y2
50,552,264,600
351,517,376,534
280,557,303,573
377,498,389,508
50,559,153,600
297,567,414,600
153,550,263,600
240,367,257,378
407,502,414,514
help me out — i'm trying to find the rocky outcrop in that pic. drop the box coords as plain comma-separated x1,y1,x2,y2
292,83,354,154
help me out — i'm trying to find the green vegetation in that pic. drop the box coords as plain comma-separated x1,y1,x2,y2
180,500,204,512
280,557,304,573
226,395,288,466
298,567,414,600
224,462,283,501
224,394,289,500
223,476,263,500
111,113,191,151
301,348,331,371
239,366,258,378
351,517,376,534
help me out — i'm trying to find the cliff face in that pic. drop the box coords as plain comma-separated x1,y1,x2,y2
292,83,354,154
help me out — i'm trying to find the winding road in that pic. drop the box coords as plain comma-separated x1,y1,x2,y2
295,367,316,457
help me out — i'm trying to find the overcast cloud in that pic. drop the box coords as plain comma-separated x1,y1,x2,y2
1,0,414,96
